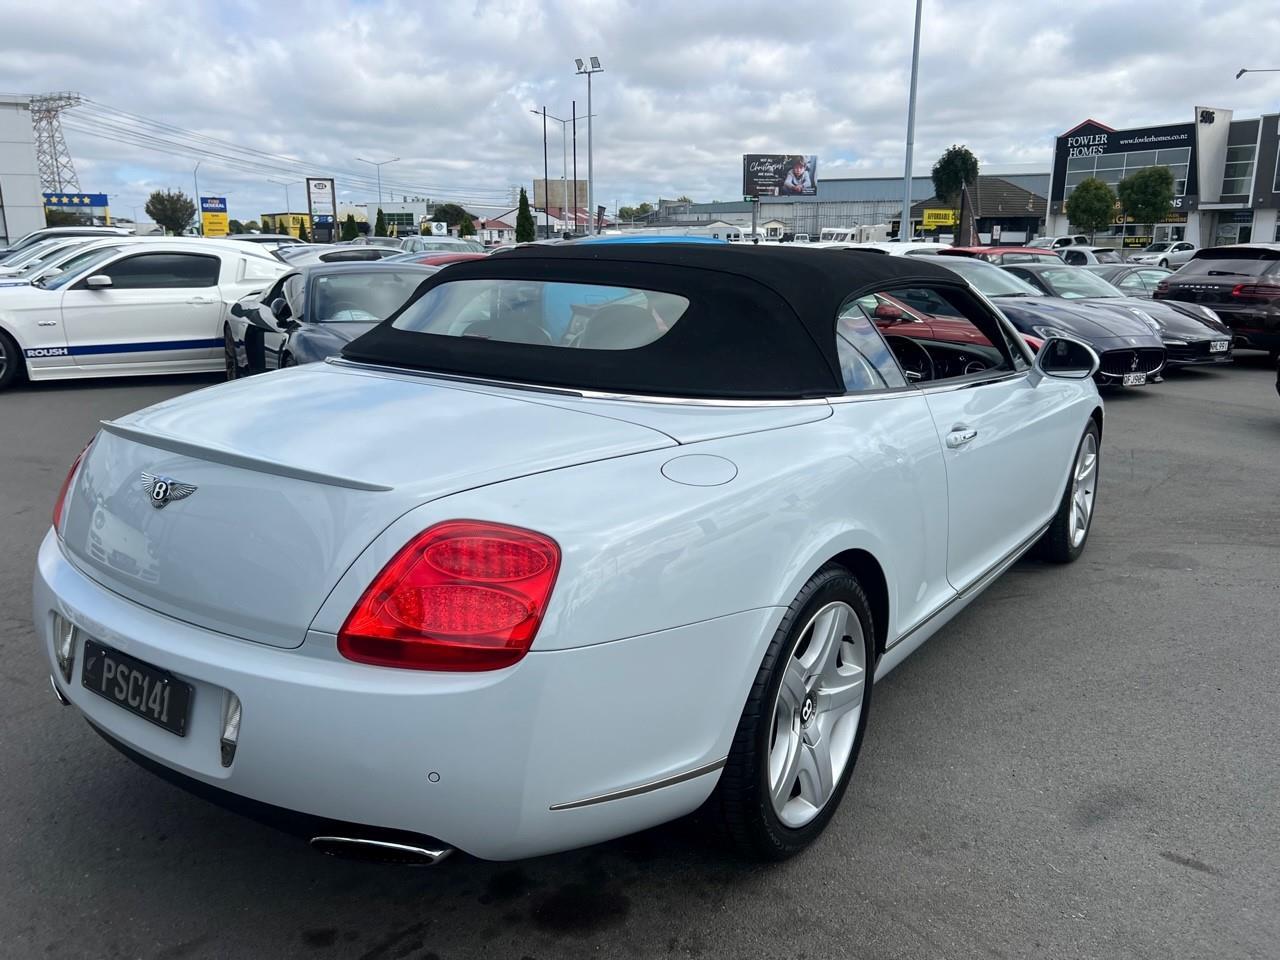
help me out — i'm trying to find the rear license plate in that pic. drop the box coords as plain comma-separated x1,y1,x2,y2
1210,340,1229,353
1122,372,1147,386
81,639,192,736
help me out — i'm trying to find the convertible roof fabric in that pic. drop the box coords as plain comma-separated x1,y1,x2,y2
342,244,968,399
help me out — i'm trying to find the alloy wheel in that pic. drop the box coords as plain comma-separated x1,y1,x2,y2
1068,432,1098,548
0,337,8,382
767,601,866,829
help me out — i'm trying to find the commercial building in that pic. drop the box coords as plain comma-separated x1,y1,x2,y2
0,95,47,245
1045,108,1280,247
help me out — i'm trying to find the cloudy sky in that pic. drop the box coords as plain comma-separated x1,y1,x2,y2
3,0,1279,222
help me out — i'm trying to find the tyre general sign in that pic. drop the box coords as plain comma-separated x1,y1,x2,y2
200,196,228,237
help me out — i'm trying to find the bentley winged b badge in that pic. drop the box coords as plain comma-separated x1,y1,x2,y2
140,472,198,509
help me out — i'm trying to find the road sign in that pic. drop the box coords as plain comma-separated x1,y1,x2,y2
200,196,229,237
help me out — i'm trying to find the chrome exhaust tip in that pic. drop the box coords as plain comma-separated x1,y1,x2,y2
309,836,453,865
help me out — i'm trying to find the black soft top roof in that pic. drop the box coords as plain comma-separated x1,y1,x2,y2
342,244,966,399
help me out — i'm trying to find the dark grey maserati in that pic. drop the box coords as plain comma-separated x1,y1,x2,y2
224,262,437,377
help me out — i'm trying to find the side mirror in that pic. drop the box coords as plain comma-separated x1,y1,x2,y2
270,297,291,321
85,274,112,289
229,301,245,318
873,302,906,323
1032,336,1100,383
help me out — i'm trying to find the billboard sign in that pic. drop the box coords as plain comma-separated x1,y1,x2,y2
306,177,336,224
742,155,818,197
200,196,229,237
430,222,447,236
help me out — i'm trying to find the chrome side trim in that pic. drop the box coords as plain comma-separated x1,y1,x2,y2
327,357,833,408
549,758,728,811
914,371,1028,396
99,421,394,492
887,520,1050,650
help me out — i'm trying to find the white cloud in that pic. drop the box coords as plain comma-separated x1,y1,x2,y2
1,0,1278,221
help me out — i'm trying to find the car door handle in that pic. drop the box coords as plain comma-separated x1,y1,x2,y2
946,426,978,448
186,296,217,304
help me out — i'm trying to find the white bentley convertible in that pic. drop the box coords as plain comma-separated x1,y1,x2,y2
36,245,1103,863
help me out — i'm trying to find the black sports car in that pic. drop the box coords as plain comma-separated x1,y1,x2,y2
930,256,1166,386
1002,263,1233,368
225,262,437,378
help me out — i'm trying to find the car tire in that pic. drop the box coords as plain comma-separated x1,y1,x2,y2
0,328,24,392
1037,420,1101,564
280,352,296,368
224,329,239,380
1159,259,1168,268
714,565,875,861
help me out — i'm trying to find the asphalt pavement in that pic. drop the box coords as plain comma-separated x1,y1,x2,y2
2,359,1277,960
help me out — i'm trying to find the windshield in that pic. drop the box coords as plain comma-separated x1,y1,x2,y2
418,239,485,253
1,239,61,268
1177,258,1279,279
1142,243,1173,253
392,279,690,348
1031,268,1126,299
934,257,1045,297
311,270,432,322
40,247,119,289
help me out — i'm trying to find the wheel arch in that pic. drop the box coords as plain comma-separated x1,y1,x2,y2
1089,404,1103,438
823,548,890,661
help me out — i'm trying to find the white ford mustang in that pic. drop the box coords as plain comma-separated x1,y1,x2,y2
35,244,1103,863
0,238,286,391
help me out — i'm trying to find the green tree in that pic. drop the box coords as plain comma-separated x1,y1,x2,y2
297,219,310,242
459,215,476,237
228,218,245,234
244,219,261,233
275,216,291,236
1117,166,1175,227
617,205,636,221
341,213,359,241
374,208,387,237
430,203,474,228
675,195,693,203
931,145,980,210
515,188,535,242
144,189,196,236
1065,178,1118,243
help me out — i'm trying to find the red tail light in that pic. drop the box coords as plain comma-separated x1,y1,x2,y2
1230,283,1280,302
52,438,94,537
338,521,561,671
1152,280,1170,298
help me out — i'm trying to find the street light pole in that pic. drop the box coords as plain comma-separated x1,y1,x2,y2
576,57,604,233
542,107,550,236
572,100,578,232
1236,67,1280,79
898,0,923,242
268,179,300,233
193,161,202,236
356,156,400,209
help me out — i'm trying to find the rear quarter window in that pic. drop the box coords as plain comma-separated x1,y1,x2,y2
392,279,690,349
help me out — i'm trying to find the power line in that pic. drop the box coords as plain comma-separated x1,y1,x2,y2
70,98,514,204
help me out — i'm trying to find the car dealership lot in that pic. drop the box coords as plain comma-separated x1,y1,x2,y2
2,362,1277,959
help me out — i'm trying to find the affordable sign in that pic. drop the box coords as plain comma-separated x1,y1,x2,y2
922,208,957,228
